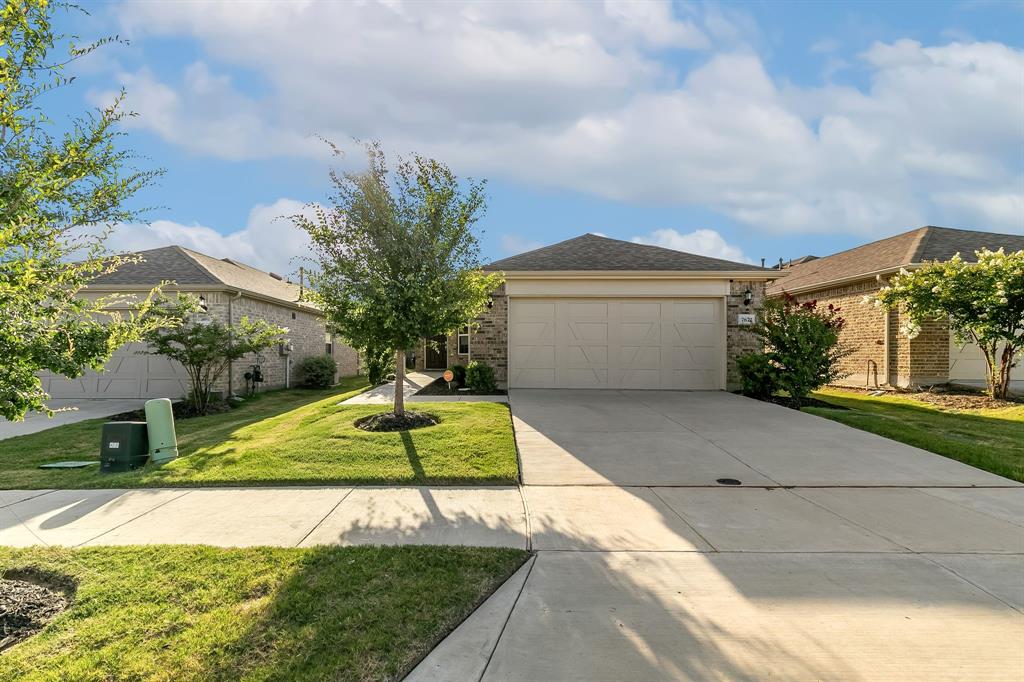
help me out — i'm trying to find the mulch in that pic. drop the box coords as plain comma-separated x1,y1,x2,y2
767,396,849,411
834,385,1021,411
414,378,507,397
354,411,439,432
0,574,72,651
108,400,232,422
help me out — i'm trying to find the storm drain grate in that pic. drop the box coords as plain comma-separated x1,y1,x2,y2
716,478,742,486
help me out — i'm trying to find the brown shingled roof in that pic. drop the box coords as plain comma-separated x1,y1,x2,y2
768,226,1024,295
486,233,768,273
91,245,314,308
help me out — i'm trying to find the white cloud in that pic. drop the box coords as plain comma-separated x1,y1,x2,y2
106,3,1024,236
106,199,317,276
499,234,544,255
631,229,752,264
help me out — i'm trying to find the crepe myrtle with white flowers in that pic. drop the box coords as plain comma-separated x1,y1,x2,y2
872,248,1024,399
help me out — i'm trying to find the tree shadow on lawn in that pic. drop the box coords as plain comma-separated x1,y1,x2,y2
201,544,529,681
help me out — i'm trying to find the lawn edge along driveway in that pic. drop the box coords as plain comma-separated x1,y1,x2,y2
0,378,520,489
806,388,1023,483
0,544,530,681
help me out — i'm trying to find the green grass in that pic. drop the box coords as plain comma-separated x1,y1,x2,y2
0,377,520,488
0,544,529,681
806,388,1024,482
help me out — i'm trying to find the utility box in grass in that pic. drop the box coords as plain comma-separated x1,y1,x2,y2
100,422,150,473
144,398,179,463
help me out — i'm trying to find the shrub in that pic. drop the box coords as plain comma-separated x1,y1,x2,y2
449,364,467,386
746,294,853,407
737,353,777,400
362,345,394,386
299,355,337,388
465,360,497,393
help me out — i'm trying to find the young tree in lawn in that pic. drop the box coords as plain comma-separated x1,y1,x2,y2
293,142,503,416
0,0,168,421
874,249,1023,399
143,296,287,415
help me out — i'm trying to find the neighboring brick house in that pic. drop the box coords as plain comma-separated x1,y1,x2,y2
768,226,1024,390
412,233,777,390
38,246,359,399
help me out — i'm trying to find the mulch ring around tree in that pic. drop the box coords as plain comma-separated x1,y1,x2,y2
355,411,439,432
1,569,75,652
415,378,507,397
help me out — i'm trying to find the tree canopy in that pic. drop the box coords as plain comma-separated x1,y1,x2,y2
875,248,1023,399
293,142,503,415
1,0,166,420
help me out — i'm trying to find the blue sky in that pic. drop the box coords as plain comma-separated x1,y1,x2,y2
52,1,1024,275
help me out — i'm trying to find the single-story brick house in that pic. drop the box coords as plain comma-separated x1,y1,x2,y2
412,233,778,390
768,225,1024,391
39,246,359,399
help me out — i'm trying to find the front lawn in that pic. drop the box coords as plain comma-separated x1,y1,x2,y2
0,544,528,681
806,388,1024,482
0,378,520,488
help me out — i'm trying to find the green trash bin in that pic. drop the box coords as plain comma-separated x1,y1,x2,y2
100,422,150,473
145,398,179,463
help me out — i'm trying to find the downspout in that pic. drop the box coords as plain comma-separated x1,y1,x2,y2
883,308,891,387
227,290,242,396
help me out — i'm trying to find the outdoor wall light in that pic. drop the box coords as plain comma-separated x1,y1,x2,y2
198,295,209,312
486,295,494,309
743,289,753,306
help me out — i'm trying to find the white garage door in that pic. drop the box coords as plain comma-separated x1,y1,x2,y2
38,342,190,400
949,337,1023,388
509,298,724,390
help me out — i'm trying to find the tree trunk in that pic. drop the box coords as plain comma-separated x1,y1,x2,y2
394,348,405,416
982,344,999,399
995,344,1014,400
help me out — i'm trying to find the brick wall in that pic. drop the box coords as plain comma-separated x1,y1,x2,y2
726,280,767,390
791,280,888,387
788,279,950,388
195,291,357,396
468,284,508,383
410,284,508,384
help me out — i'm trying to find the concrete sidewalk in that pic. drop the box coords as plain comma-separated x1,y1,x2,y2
2,484,1020,553
340,371,509,404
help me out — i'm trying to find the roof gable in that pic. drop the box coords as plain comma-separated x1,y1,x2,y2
486,233,764,272
769,226,1024,294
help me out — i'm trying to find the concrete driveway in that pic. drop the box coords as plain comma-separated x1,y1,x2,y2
0,399,148,440
410,389,1023,681
511,389,1011,486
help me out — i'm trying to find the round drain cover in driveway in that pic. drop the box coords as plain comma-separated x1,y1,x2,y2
716,478,742,486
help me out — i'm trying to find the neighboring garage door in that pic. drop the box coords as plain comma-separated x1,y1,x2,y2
509,298,724,390
949,337,1024,388
38,342,190,399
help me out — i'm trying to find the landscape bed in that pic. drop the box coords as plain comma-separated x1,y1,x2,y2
0,545,529,681
0,378,520,488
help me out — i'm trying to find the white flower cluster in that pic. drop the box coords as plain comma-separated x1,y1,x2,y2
899,319,921,340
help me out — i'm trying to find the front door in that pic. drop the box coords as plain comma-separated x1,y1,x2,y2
425,335,448,369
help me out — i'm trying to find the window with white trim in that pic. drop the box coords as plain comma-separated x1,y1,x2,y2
457,326,470,355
